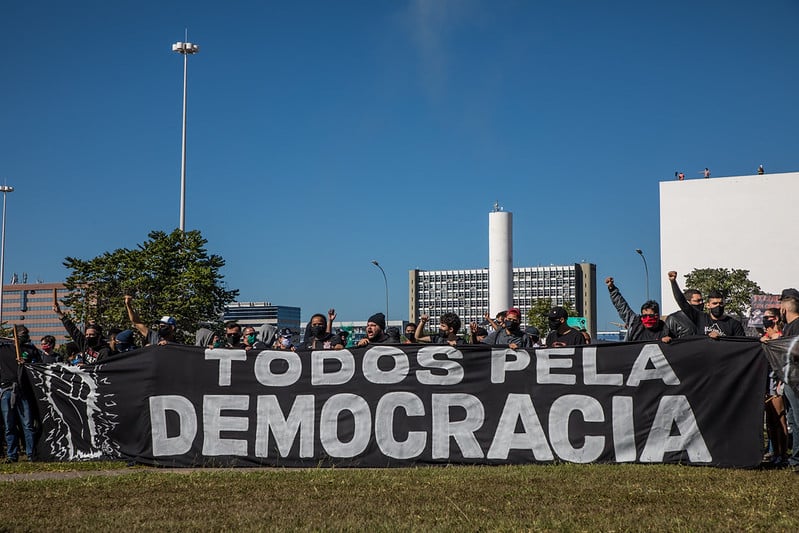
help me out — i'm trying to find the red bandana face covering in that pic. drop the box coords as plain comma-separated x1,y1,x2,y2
641,315,659,328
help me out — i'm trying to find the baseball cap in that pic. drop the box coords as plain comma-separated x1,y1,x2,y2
548,307,568,320
159,316,177,326
779,289,799,301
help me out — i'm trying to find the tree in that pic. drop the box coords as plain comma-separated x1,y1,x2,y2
683,268,762,318
527,298,576,337
62,229,238,343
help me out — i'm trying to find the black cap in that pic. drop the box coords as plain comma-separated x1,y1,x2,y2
525,326,540,338
779,288,799,301
548,307,568,320
367,312,386,331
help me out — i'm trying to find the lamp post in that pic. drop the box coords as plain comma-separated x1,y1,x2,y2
635,249,650,301
371,260,389,323
0,185,13,326
172,39,199,232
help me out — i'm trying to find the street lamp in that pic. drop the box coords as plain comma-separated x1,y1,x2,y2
635,249,650,301
0,185,14,326
172,39,200,232
371,260,389,323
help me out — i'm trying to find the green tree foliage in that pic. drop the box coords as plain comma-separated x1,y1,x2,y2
527,298,576,336
62,230,238,342
683,268,762,317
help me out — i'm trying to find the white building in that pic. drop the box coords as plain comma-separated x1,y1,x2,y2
659,171,799,314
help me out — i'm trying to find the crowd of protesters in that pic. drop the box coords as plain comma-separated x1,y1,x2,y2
2,277,799,468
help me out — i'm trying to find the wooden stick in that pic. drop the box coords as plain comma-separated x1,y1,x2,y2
12,324,22,364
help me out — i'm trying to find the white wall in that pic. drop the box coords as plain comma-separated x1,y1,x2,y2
659,172,799,314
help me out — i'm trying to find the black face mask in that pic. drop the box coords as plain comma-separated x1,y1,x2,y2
405,332,416,342
158,325,172,338
710,305,725,318
86,336,99,347
505,320,520,331
762,317,776,329
227,333,242,345
691,303,704,313
548,318,562,330
310,325,325,338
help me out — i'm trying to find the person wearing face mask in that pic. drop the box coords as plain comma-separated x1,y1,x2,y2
606,277,672,342
53,301,111,364
414,313,465,346
667,272,745,338
223,322,247,349
298,313,343,350
124,295,179,346
544,306,586,347
481,308,532,349
241,326,268,351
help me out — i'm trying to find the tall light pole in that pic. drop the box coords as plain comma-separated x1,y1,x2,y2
0,185,14,326
371,260,389,323
635,249,650,301
172,38,199,232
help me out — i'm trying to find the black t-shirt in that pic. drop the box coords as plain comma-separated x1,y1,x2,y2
545,328,586,347
784,318,799,337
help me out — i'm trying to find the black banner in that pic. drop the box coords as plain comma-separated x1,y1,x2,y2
20,337,768,467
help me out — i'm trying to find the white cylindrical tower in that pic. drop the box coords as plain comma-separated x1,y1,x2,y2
488,205,513,317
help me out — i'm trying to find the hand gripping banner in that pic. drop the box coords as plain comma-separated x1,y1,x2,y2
19,336,768,467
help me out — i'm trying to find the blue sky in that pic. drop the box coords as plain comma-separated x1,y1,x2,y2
1,1,797,330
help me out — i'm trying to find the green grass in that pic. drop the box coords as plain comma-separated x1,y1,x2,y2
1,462,796,531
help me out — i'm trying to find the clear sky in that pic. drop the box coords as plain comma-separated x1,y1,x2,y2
1,0,797,330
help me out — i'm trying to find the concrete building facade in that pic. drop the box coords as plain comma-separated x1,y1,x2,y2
1,281,71,345
409,263,597,337
659,171,799,314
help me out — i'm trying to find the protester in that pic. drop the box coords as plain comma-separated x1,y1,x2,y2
356,313,390,346
525,326,541,347
39,335,61,363
664,289,702,338
469,324,489,344
761,308,787,467
544,307,586,347
667,272,745,338
114,330,138,353
414,313,465,346
53,301,112,364
224,322,246,349
242,326,269,350
606,277,672,342
479,308,533,349
298,313,343,350
403,322,417,343
274,328,296,351
124,295,178,346
1,328,40,462
777,288,799,471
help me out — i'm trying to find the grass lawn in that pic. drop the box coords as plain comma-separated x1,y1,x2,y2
1,462,796,531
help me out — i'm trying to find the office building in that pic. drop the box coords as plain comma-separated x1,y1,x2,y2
409,263,597,337
223,301,301,332
1,280,71,345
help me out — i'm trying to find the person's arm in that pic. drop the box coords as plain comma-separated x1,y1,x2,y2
668,271,699,324
483,312,499,332
53,300,86,349
606,277,636,326
469,322,480,344
327,308,336,334
414,315,433,343
124,295,150,338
